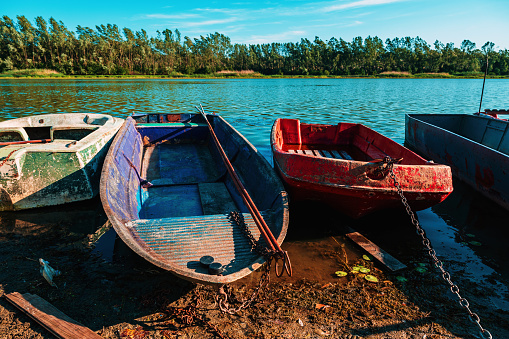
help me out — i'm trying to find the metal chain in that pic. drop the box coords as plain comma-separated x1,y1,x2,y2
385,157,492,339
216,262,271,315
229,211,275,258
214,211,275,314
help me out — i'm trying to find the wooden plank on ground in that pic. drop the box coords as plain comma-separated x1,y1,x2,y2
346,231,406,271
4,292,101,339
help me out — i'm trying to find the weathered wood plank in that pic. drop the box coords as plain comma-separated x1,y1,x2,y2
4,292,101,339
346,231,406,271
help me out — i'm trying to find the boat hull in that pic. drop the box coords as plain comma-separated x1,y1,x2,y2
100,113,289,285
272,118,452,218
405,113,509,211
0,114,123,211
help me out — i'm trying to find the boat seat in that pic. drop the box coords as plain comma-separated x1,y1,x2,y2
289,149,354,160
125,211,273,276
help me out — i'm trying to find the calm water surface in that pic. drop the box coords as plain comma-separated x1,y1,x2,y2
3,78,509,160
1,78,509,333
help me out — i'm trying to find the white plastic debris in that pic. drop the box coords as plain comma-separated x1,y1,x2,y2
39,258,61,287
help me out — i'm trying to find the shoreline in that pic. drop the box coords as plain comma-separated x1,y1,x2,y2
1,72,508,80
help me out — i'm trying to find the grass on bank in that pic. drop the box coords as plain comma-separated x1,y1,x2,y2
0,68,506,79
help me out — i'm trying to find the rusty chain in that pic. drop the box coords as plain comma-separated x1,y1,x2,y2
381,156,492,339
214,211,276,314
166,294,229,339
216,262,272,315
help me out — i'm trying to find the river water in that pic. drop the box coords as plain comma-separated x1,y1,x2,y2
1,78,509,333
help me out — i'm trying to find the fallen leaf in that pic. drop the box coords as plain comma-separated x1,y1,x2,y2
315,303,332,311
365,275,379,283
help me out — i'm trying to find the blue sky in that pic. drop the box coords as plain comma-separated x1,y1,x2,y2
3,0,509,50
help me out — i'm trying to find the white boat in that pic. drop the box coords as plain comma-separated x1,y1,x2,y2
0,113,123,211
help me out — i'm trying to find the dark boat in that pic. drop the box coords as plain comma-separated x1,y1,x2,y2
100,113,289,284
405,112,509,211
271,118,453,218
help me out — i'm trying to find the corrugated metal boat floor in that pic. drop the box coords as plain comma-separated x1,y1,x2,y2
126,212,270,276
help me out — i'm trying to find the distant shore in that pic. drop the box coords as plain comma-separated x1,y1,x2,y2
1,69,508,79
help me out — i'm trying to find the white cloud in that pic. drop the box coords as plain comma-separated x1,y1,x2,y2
181,17,239,28
321,0,404,13
145,14,200,19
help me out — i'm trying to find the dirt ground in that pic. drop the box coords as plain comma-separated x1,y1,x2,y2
0,198,508,339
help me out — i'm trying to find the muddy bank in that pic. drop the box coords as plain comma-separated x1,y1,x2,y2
0,192,508,338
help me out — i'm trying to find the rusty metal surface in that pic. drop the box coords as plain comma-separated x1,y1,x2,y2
271,118,453,218
405,113,509,211
100,113,289,285
127,212,271,284
0,113,123,211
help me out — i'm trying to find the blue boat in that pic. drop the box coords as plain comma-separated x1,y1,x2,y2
99,112,289,284
405,112,509,211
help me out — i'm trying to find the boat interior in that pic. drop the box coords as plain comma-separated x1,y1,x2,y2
135,114,281,221
412,113,509,156
276,118,424,164
0,114,114,144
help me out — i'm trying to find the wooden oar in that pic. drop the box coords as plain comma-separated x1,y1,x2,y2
0,139,51,146
195,105,291,276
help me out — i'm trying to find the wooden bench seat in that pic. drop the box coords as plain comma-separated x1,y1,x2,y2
288,149,354,160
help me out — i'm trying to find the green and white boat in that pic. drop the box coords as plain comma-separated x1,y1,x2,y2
0,113,123,211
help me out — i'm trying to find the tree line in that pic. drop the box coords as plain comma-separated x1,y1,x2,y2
1,15,508,76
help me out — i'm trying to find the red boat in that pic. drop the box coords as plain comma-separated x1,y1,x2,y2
271,118,453,218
